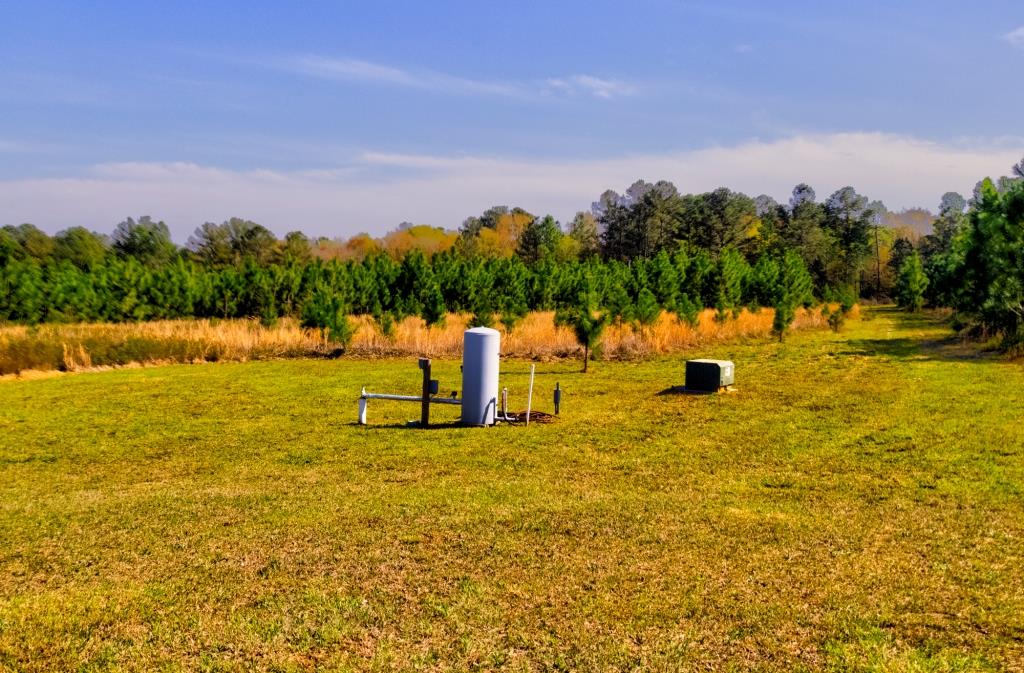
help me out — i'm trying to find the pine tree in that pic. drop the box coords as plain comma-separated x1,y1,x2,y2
771,250,814,341
495,257,529,332
301,287,354,348
951,177,1024,346
374,308,396,338
555,274,608,372
648,249,679,313
419,275,447,328
713,248,747,322
468,292,495,328
896,251,929,313
750,254,780,308
676,293,701,328
633,287,661,332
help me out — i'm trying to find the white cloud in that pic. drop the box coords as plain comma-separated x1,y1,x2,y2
546,75,636,99
2,133,1020,240
734,44,754,54
285,55,634,100
290,55,523,98
1005,26,1024,47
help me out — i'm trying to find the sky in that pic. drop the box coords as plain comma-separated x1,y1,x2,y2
2,0,1023,241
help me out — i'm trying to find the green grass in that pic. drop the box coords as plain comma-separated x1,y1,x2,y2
0,307,1022,672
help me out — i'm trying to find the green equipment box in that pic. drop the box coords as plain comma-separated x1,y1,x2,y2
685,359,735,392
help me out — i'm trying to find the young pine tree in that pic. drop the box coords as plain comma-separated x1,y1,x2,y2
301,287,355,349
771,250,814,341
896,251,929,313
713,248,747,322
648,249,679,313
633,287,661,333
555,278,608,373
419,276,447,329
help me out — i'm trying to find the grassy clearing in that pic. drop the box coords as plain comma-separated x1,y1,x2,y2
0,307,828,376
0,307,1021,671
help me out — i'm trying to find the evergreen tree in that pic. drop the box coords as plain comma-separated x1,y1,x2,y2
771,250,814,341
555,273,608,372
895,251,929,312
516,215,562,264
713,248,747,321
301,287,355,347
419,275,447,328
4,260,47,324
750,254,781,308
602,274,634,325
647,249,679,313
633,287,661,332
888,238,915,278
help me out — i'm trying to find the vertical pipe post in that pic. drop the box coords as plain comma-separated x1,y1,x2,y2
554,382,561,415
502,387,508,418
418,358,431,428
526,364,536,426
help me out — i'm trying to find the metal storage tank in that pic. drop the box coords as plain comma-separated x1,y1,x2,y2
461,327,500,426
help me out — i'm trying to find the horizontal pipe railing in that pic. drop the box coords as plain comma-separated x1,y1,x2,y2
359,390,461,405
358,386,462,425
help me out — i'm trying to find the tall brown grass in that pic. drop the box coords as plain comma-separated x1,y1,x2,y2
0,307,830,377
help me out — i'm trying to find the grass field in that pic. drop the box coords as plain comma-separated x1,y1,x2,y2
1,307,1022,672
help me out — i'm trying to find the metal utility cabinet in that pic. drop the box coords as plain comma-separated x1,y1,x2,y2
685,359,735,392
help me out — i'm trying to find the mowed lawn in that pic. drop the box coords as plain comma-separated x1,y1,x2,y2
0,308,1022,672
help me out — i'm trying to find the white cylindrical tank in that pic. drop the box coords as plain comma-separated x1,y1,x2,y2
461,327,500,426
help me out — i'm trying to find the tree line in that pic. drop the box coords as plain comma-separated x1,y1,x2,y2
891,159,1024,350
2,166,1021,348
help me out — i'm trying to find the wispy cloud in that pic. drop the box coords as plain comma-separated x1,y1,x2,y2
283,55,635,100
289,55,523,98
544,75,636,99
4,133,1020,239
1005,26,1024,48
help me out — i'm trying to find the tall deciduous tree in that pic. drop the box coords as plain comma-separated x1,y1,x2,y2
568,211,600,258
112,216,177,267
52,227,109,269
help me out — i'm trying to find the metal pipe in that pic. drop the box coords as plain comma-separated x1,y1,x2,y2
358,386,462,426
419,358,431,428
526,364,536,426
360,391,461,405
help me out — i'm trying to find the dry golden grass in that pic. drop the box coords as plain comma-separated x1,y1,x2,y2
0,319,332,377
351,306,828,359
0,307,829,377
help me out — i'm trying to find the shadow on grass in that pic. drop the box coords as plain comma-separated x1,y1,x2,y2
841,337,925,359
842,308,996,363
655,386,718,396
353,421,495,431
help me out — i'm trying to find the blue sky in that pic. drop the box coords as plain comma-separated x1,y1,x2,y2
2,1,1023,239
